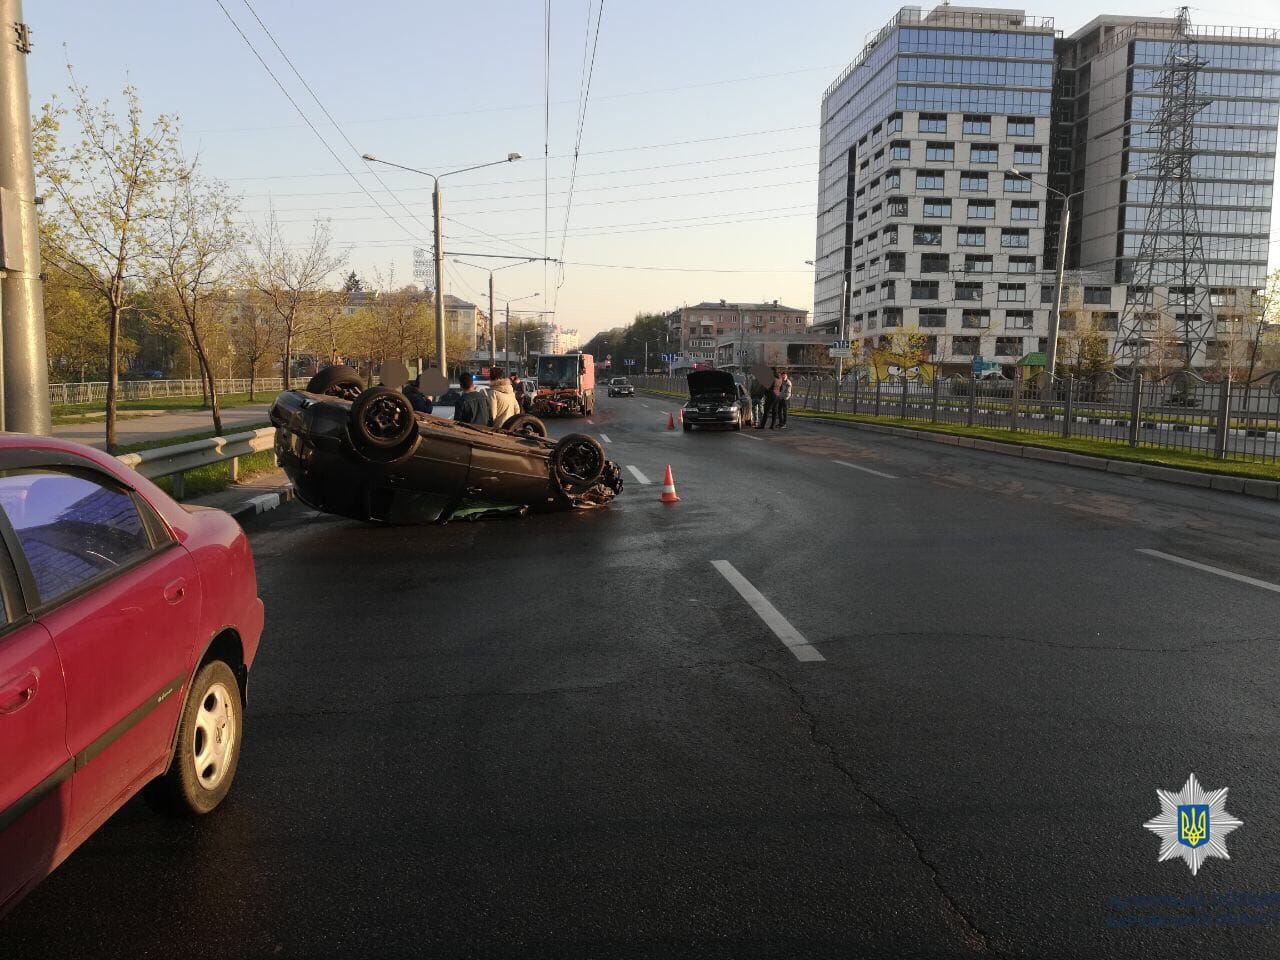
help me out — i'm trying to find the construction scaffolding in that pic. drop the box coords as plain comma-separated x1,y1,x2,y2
1113,7,1214,371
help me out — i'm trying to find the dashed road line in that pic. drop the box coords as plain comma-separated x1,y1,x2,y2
599,432,612,443
834,459,897,480
626,465,651,484
711,560,825,663
1137,549,1280,596
740,432,763,441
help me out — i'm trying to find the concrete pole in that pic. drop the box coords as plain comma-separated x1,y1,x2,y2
432,177,447,376
1047,203,1070,382
488,270,495,370
505,302,510,373
0,0,49,434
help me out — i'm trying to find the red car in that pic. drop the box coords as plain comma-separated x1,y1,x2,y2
0,435,264,916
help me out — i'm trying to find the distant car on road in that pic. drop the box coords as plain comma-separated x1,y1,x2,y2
682,370,750,431
607,378,635,397
271,366,625,523
0,435,264,917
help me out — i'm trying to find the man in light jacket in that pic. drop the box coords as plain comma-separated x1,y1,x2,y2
770,371,792,429
490,371,521,429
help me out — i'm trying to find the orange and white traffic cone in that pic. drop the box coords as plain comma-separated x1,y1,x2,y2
659,464,680,503
677,408,685,426
667,412,675,430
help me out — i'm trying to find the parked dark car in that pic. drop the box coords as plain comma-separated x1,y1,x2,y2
270,367,624,523
682,370,750,431
0,435,264,917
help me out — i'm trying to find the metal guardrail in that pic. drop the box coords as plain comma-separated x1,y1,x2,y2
115,427,277,499
51,378,284,405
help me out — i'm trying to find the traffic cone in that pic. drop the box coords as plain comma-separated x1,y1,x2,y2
677,408,685,425
659,464,680,503
667,411,675,430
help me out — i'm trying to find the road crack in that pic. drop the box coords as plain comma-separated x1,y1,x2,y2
750,658,1001,957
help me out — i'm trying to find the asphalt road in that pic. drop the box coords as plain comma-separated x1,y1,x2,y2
52,403,273,449
6,393,1280,959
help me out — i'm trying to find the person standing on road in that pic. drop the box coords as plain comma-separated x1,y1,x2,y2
490,370,521,428
403,381,432,414
757,368,778,430
771,371,792,429
454,372,491,426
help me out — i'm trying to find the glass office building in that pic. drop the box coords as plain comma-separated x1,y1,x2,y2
814,7,1057,362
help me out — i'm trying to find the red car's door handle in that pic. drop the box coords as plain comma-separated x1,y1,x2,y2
0,671,38,715
163,578,187,604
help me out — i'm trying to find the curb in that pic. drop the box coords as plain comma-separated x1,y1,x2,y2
794,414,1280,502
225,483,297,527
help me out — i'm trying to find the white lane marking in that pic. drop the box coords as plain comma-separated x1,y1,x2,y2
1137,549,1280,596
599,432,612,443
740,432,763,441
640,402,650,408
711,560,825,662
587,419,595,425
833,459,897,480
627,465,651,484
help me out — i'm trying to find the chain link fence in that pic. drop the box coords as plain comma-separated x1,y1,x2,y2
49,378,285,406
632,372,1280,466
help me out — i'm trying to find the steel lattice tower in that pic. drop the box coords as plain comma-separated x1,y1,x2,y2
1113,7,1214,370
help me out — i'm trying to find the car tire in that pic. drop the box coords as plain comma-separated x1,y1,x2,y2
349,386,419,460
502,413,549,438
148,660,242,816
306,365,365,400
551,433,606,488
683,424,692,432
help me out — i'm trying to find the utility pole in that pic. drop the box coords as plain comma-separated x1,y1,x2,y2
0,0,50,434
432,177,447,376
488,270,495,370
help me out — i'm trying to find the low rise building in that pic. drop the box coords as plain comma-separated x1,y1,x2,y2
678,300,810,365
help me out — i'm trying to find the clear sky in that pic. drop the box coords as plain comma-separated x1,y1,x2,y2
29,1,1280,339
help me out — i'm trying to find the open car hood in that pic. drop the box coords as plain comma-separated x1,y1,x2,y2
687,370,736,397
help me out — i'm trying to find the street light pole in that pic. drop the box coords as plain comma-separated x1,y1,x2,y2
504,292,540,373
362,151,521,377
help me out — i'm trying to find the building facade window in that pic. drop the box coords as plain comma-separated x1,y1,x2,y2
916,170,945,190
919,308,947,328
997,283,1026,303
1084,286,1111,304
890,140,911,160
887,111,903,133
970,143,998,163
958,227,986,246
919,113,947,133
1003,174,1032,192
959,172,988,192
1000,229,1030,248
912,280,940,300
968,200,995,219
1011,202,1039,220
913,226,943,246
995,336,1024,356
920,253,950,272
887,197,908,217
963,114,992,135
965,254,994,272
956,281,984,301
953,336,980,356
962,309,991,329
1013,145,1042,166
886,252,906,272
926,142,955,162
1007,116,1036,137
1005,310,1034,330
923,200,952,218
1008,256,1037,273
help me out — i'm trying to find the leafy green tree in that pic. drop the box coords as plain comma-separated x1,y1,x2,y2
34,78,188,451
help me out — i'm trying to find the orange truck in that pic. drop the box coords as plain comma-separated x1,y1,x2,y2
532,353,596,417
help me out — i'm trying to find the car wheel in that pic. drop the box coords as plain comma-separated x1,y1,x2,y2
349,386,419,460
551,433,606,488
149,660,242,816
683,424,692,432
503,413,549,438
306,365,365,400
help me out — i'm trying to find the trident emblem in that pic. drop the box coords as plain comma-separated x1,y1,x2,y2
1178,805,1209,848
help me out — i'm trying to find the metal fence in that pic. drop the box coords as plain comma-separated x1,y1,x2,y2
49,378,285,405
632,371,1280,466
116,427,277,499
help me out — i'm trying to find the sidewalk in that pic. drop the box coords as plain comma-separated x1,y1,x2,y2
184,466,298,526
55,403,274,449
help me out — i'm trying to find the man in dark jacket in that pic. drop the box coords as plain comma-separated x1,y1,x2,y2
454,372,490,426
404,381,432,414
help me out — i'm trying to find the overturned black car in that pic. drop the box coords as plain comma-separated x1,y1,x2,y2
270,367,624,523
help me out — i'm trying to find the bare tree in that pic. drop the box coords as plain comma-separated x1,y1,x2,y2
33,79,187,451
149,171,241,435
308,289,358,367
230,291,280,402
244,213,343,389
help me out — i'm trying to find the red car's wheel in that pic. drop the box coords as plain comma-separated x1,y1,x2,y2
146,660,242,816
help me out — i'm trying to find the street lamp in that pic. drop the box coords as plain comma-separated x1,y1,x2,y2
456,258,535,369
505,293,540,373
362,151,521,376
1009,167,1141,380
